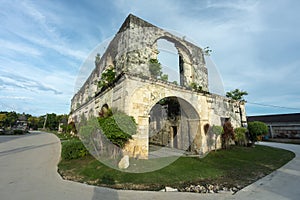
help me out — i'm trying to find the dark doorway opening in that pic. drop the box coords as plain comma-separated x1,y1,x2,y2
172,126,178,148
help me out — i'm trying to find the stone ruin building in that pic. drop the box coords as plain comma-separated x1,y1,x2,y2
69,14,247,159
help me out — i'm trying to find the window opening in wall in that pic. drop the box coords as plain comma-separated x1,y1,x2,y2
179,55,184,86
157,39,180,85
221,117,230,125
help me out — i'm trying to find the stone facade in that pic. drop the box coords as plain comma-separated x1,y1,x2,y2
69,14,247,159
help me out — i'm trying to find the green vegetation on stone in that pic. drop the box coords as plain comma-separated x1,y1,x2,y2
97,66,116,89
98,112,136,148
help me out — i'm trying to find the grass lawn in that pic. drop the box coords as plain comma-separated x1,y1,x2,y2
58,145,295,191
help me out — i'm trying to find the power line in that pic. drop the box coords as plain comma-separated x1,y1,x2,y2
247,101,300,111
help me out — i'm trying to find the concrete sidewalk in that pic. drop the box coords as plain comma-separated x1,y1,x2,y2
232,142,300,200
0,133,299,200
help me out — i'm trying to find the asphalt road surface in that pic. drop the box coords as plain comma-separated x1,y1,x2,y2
0,132,299,200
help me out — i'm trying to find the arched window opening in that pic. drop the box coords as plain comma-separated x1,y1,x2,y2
99,103,111,118
157,39,181,85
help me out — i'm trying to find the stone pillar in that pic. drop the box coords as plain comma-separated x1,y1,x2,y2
128,116,149,159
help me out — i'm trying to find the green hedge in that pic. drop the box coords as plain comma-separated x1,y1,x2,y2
61,139,88,160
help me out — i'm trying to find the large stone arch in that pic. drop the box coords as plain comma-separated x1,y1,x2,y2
125,83,203,158
148,96,200,152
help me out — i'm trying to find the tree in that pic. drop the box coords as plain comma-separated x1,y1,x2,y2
95,53,101,67
248,121,268,143
28,116,39,130
45,113,59,130
37,115,46,129
149,59,162,78
5,112,18,128
226,89,248,101
0,113,7,128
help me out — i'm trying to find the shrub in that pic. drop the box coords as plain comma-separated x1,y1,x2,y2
160,74,168,81
222,121,235,149
61,139,88,160
210,125,223,151
98,112,136,148
13,129,25,135
248,121,268,142
66,121,77,134
234,127,247,146
190,82,203,92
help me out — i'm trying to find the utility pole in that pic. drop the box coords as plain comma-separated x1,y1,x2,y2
43,114,48,130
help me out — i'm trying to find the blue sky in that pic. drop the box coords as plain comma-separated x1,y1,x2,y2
1,0,300,116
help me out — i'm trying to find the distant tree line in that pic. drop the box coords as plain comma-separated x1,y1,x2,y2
0,111,69,132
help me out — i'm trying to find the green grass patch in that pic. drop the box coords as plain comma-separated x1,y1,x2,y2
58,145,295,190
46,130,76,141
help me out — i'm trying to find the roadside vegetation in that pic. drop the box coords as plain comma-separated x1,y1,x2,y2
58,143,294,191
0,111,70,135
57,111,295,191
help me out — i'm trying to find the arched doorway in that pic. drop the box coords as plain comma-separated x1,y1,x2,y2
148,96,200,154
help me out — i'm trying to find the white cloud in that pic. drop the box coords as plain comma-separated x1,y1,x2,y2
1,0,300,115
0,96,33,100
0,39,42,56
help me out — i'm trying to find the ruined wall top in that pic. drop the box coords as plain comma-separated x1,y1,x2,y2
97,14,208,87
71,14,210,109
118,14,155,33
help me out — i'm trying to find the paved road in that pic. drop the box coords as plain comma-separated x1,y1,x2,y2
0,132,299,200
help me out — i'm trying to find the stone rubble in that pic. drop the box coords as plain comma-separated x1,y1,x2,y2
118,155,130,169
179,184,242,194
